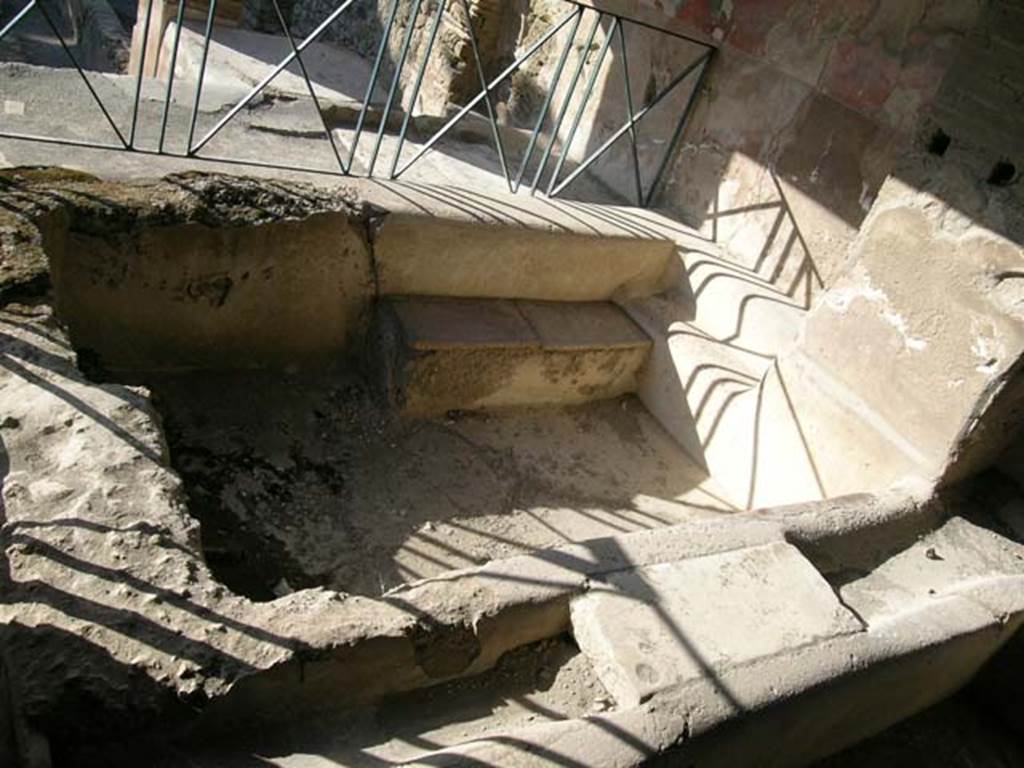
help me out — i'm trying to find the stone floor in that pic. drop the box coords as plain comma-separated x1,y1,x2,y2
0,62,623,206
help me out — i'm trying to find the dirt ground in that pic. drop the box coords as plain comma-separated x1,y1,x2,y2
815,691,1024,768
148,367,734,599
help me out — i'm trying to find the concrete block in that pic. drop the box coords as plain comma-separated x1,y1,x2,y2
570,541,863,707
374,214,678,302
129,0,244,78
373,297,652,416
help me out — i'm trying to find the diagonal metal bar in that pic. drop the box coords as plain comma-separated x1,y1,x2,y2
185,0,218,152
393,5,579,180
32,0,128,147
529,8,601,195
459,0,512,191
158,0,188,152
0,1,37,46
618,22,644,207
367,0,422,177
644,49,713,207
549,50,709,199
347,0,401,170
0,0,716,210
190,0,361,154
270,0,347,173
513,5,582,192
128,0,155,146
389,0,448,178
546,15,618,196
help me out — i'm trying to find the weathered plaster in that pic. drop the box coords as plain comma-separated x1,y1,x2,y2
640,0,984,294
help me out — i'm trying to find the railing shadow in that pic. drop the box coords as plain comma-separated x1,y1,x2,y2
0,307,751,767
702,171,826,312
176,537,748,766
626,169,830,509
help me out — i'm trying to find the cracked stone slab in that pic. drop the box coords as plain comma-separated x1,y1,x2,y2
570,541,865,707
516,300,651,351
390,296,539,350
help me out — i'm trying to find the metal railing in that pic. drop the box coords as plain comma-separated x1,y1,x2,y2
0,0,714,207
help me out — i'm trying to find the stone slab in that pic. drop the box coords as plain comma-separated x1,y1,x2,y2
390,297,538,351
570,541,863,707
517,300,651,351
390,297,653,353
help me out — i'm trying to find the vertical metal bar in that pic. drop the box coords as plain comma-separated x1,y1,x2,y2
389,0,447,178
529,8,601,195
128,0,155,146
549,50,707,199
459,0,511,191
191,0,361,154
367,0,423,177
512,4,581,192
388,8,607,180
158,0,188,152
0,1,37,46
546,15,618,196
185,0,217,153
269,0,346,172
644,49,712,208
617,22,643,207
33,0,128,147
347,0,401,170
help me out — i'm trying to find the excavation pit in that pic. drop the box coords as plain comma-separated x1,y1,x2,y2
0,170,689,763
150,370,721,600
12,170,726,602
4,170,1024,768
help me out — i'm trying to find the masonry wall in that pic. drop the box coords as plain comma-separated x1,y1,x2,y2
931,0,1024,163
702,0,1024,503
642,0,986,289
927,0,1024,483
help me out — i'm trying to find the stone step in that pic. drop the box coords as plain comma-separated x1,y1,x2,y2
372,209,678,303
371,296,652,416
